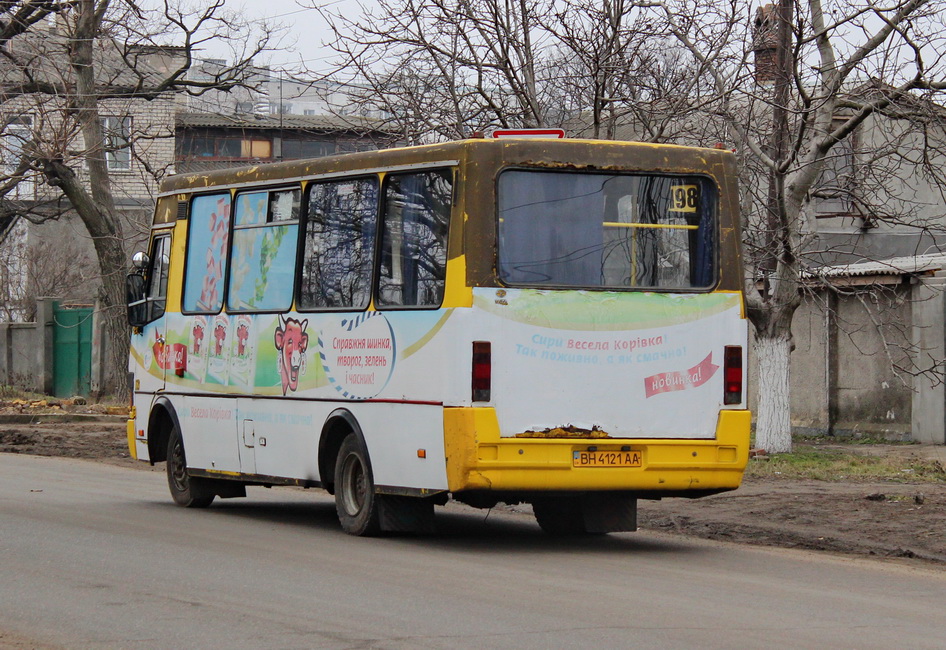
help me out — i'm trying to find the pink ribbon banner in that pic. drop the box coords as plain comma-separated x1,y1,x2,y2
644,353,718,398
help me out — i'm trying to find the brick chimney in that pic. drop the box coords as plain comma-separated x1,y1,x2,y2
752,4,779,85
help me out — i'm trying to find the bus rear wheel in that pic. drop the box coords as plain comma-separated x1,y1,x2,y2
334,434,381,536
167,424,215,508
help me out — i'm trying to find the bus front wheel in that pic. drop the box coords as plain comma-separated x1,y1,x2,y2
334,434,381,536
167,424,215,508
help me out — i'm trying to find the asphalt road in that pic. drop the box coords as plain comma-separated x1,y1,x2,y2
2,454,944,649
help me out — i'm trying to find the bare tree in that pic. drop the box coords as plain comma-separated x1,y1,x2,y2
0,229,96,321
0,0,279,398
542,0,710,140
317,0,560,141
315,0,946,451
655,0,946,451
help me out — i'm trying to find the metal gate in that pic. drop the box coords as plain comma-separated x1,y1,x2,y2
53,303,93,397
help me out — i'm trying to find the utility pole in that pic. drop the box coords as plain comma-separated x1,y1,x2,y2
752,1,794,291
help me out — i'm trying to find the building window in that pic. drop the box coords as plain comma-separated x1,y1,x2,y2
241,138,271,158
102,116,132,171
1,115,34,197
814,122,858,217
282,139,334,160
178,134,275,161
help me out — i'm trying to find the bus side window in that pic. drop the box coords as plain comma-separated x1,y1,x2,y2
300,177,378,310
182,193,232,313
227,188,300,312
377,170,451,308
129,235,170,326
148,236,171,320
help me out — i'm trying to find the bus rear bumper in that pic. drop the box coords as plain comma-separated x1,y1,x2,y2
444,408,751,495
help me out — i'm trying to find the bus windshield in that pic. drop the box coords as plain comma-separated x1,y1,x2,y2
497,170,716,289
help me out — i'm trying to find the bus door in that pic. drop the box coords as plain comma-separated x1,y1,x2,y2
130,233,172,436
238,407,256,475
149,234,173,388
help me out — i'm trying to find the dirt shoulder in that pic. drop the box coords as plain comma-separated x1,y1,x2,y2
2,413,944,565
637,476,946,563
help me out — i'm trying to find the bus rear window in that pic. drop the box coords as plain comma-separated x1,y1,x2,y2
498,170,716,290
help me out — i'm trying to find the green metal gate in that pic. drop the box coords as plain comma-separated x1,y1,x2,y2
53,303,93,397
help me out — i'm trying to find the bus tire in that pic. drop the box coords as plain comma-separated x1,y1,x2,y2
532,498,591,536
334,434,381,536
166,424,215,508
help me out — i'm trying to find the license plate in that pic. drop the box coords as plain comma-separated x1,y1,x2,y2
573,450,642,468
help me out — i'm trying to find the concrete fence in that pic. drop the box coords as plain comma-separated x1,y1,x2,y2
749,270,946,445
0,297,104,397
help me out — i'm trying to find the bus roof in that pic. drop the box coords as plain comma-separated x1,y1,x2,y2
158,138,736,197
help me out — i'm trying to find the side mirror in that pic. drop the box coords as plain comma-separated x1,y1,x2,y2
132,251,150,271
126,272,148,328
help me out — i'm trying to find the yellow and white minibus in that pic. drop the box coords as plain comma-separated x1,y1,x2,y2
126,137,750,535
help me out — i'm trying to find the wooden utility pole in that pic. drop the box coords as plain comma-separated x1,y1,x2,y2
763,0,794,284
752,1,794,286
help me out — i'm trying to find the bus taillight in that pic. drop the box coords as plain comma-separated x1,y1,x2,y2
724,346,743,405
472,341,491,402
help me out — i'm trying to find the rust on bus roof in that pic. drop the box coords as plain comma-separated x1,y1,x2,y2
160,139,736,193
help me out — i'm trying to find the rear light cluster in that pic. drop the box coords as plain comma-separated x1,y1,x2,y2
723,345,743,405
472,341,491,402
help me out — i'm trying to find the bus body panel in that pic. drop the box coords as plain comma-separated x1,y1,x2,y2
129,305,460,489
132,309,457,402
180,395,241,473
352,403,449,490
467,288,747,438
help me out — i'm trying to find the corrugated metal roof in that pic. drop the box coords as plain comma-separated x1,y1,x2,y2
175,112,385,132
803,253,946,279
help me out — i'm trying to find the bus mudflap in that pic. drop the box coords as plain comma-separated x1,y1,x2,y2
531,493,637,534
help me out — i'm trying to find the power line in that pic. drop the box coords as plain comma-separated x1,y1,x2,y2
262,7,314,20
260,0,348,21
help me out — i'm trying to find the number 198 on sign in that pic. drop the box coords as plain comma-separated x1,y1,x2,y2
669,184,699,213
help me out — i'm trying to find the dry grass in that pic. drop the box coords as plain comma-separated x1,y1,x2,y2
746,445,946,483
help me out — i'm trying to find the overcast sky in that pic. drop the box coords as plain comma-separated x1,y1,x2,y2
226,0,352,74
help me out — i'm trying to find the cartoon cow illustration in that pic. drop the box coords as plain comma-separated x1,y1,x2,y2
192,323,204,355
213,323,227,356
236,323,250,357
274,315,308,395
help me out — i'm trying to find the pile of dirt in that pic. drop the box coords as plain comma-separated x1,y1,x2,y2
2,417,944,564
0,397,128,417
0,421,132,465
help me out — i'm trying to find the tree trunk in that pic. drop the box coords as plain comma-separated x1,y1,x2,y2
94,236,130,401
69,0,129,400
753,333,793,453
747,274,802,454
